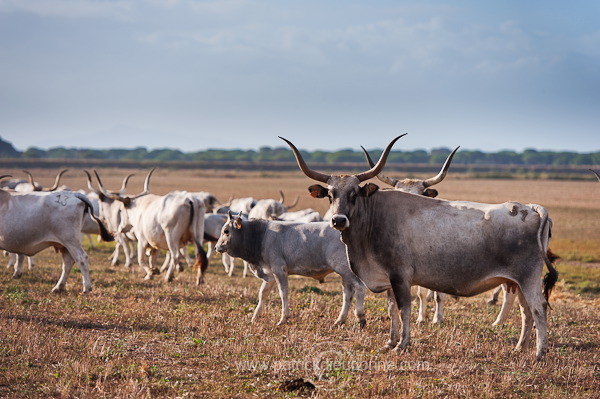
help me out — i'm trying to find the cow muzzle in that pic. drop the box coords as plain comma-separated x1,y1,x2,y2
330,215,350,231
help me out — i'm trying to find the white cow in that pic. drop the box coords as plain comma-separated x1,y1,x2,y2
0,177,114,293
247,191,299,220
95,169,209,284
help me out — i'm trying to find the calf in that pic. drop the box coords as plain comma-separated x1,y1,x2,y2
216,212,366,327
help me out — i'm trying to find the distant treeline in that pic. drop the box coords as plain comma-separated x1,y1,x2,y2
1,136,599,166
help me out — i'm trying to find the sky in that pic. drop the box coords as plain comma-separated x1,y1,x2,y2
1,0,599,154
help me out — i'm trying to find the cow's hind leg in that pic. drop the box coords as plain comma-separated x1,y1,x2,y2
252,279,276,323
12,254,24,279
415,286,427,324
492,285,518,326
353,280,367,328
272,266,291,325
517,278,549,360
432,292,445,324
487,285,503,305
333,277,354,327
514,287,534,354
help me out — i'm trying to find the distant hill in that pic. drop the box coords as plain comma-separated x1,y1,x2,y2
0,137,20,158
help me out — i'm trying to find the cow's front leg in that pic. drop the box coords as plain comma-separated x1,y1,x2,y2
391,279,412,351
272,266,290,325
252,279,276,323
385,289,400,350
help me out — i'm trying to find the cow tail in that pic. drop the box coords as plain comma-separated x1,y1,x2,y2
187,197,208,285
532,204,559,305
74,193,115,243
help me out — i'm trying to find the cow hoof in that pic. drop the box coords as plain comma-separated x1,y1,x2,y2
487,299,498,306
143,274,153,280
151,268,161,275
12,273,22,279
359,319,367,329
51,286,65,294
394,341,411,352
415,318,424,324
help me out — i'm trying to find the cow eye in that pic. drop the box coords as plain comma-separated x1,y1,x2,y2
224,229,229,235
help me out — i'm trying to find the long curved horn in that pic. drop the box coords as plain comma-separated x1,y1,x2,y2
279,190,285,204
22,170,39,191
0,174,12,180
130,167,154,199
355,134,407,182
590,169,600,182
423,146,460,188
287,195,300,210
361,146,398,187
48,169,69,191
83,170,101,194
118,173,135,195
93,170,112,196
279,137,330,183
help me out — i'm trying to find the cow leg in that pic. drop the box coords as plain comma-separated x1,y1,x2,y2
272,267,291,325
333,277,355,327
12,254,25,279
492,285,518,326
180,246,193,270
164,248,180,283
53,245,91,293
137,240,154,280
124,238,135,268
432,292,445,324
85,234,96,250
487,285,503,305
243,261,249,278
353,280,367,328
390,280,412,351
385,289,401,350
7,252,15,269
110,239,122,266
27,256,34,270
518,278,549,360
514,287,534,354
252,279,276,322
415,286,427,324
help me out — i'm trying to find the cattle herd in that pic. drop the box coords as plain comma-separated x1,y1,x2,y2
2,136,599,362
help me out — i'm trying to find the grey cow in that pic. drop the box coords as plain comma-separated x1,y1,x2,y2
282,135,558,360
215,212,366,327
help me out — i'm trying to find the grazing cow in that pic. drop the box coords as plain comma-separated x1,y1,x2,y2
281,135,558,360
0,176,114,292
362,146,458,324
215,212,366,327
247,191,299,220
95,169,209,284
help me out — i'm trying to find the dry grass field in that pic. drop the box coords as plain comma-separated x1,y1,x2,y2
1,167,599,398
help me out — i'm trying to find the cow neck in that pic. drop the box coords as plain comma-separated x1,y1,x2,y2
236,219,268,265
340,193,381,252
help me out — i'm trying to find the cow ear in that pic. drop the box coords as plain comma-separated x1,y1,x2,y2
423,188,438,198
233,217,243,230
359,183,379,197
308,184,328,198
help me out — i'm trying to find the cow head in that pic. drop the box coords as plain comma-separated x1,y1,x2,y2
215,211,243,254
280,135,404,231
360,145,459,198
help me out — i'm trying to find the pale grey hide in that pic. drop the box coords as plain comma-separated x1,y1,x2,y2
215,214,366,327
